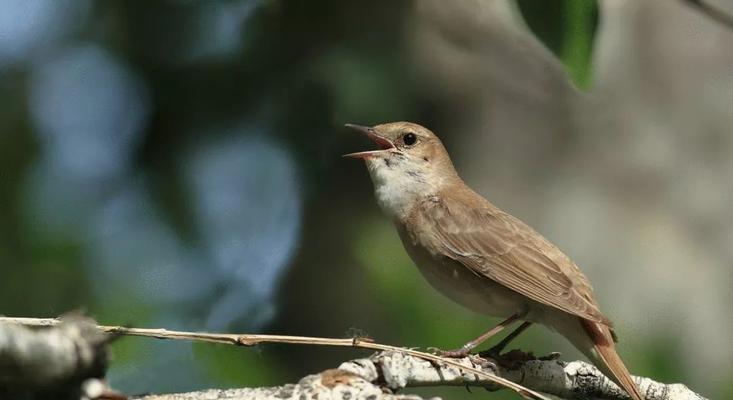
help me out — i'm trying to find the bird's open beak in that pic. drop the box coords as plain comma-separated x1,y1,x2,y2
343,124,395,159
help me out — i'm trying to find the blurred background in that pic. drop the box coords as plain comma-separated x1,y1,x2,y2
1,0,732,398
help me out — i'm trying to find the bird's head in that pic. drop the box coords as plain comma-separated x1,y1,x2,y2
344,121,458,218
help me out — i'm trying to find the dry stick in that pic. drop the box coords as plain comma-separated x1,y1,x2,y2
3,317,547,400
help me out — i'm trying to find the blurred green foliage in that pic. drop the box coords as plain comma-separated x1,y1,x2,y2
518,0,598,88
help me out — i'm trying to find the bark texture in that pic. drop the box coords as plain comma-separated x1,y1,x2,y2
0,317,708,400
0,316,110,399
135,351,707,400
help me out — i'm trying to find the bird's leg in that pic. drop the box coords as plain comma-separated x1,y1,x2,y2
479,321,533,359
430,314,522,358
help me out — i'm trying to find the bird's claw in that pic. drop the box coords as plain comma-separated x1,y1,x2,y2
468,354,499,374
427,346,471,358
538,351,562,361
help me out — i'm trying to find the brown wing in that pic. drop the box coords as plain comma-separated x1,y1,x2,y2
408,191,611,325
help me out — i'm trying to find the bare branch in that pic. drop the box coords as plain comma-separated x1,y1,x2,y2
2,317,547,399
682,0,733,30
133,368,423,400
342,351,706,400
0,316,110,399
127,350,707,400
1,317,707,400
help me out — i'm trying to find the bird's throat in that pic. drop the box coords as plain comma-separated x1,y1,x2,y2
366,157,435,220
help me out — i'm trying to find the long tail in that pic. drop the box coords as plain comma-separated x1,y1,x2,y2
581,319,644,400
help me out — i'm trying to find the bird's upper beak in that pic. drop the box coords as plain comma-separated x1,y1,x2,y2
343,124,395,159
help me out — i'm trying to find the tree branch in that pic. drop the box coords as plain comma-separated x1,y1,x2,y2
131,350,706,400
2,317,546,400
683,0,733,29
0,317,708,400
0,316,111,399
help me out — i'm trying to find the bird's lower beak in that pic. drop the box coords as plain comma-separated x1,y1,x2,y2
343,124,395,159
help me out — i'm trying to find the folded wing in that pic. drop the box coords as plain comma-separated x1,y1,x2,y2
408,192,611,325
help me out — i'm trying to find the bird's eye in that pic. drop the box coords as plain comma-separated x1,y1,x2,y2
403,133,417,146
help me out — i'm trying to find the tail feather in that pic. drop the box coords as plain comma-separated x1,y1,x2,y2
581,319,644,400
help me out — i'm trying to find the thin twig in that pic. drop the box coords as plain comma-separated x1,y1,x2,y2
1,317,547,400
683,0,733,30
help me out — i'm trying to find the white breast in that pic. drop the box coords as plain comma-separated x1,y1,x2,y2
366,157,435,220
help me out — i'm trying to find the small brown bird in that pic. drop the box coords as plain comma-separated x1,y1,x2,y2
345,122,644,400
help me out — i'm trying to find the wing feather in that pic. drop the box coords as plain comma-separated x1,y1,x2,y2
409,193,610,325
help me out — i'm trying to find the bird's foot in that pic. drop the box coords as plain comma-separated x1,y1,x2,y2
474,343,506,362
427,346,472,358
476,348,562,369
426,348,500,375
538,351,562,361
467,354,499,374
477,348,536,369
477,346,502,360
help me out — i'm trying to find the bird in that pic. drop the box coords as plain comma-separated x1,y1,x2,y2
344,121,644,400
